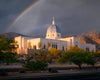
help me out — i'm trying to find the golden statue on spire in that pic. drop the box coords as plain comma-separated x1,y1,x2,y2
52,16,55,25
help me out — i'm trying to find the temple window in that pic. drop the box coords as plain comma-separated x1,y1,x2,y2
33,45,36,49
70,39,72,45
56,44,57,49
62,46,64,51
58,34,59,37
43,45,46,49
75,41,78,47
86,47,89,51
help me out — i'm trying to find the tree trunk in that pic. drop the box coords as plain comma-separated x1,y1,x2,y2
78,65,82,70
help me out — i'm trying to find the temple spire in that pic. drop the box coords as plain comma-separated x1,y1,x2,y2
52,16,55,25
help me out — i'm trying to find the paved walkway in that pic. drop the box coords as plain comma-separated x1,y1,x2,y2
0,63,100,69
0,69,100,79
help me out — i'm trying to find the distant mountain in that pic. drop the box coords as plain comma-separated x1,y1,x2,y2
0,32,25,39
78,31,100,51
0,32,45,39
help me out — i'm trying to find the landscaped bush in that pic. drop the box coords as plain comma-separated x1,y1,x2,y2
23,60,48,71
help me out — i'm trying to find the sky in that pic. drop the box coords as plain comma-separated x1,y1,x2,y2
0,0,100,36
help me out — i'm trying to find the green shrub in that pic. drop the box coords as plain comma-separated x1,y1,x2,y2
23,60,48,70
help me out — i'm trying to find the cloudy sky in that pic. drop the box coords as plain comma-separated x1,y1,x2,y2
0,0,100,36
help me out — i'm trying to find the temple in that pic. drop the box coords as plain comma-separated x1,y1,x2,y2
15,17,96,54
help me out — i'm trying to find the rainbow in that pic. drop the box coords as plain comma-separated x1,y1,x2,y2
7,0,42,31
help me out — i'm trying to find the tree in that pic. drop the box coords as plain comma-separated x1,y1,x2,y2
68,46,83,52
47,42,51,49
49,48,61,62
59,47,95,69
0,37,17,63
35,50,52,63
92,51,100,63
38,42,41,49
2,52,17,65
49,48,60,57
93,51,100,57
0,37,17,52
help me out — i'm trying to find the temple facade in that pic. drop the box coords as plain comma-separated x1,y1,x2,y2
15,17,96,54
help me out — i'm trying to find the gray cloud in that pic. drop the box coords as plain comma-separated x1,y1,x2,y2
0,0,37,33
0,0,100,36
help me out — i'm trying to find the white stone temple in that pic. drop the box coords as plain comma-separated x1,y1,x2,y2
15,17,96,54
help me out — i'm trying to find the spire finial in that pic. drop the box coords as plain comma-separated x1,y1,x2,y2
52,16,55,25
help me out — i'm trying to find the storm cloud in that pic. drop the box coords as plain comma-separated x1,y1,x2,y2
0,0,100,36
